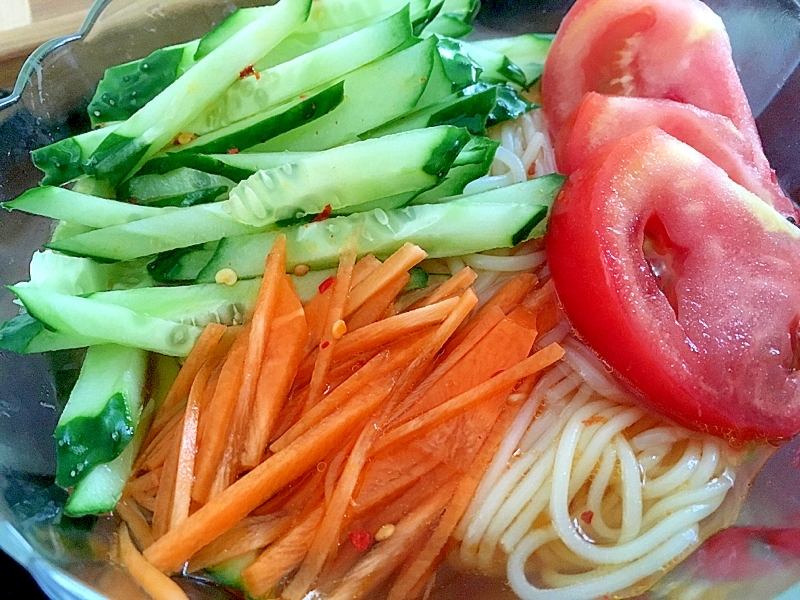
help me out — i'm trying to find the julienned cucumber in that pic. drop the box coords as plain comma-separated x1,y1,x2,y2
196,176,565,282
83,0,312,185
224,125,470,226
188,6,413,136
55,344,147,489
45,126,470,261
9,285,204,356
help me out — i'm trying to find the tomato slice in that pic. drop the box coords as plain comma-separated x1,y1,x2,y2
555,93,797,219
541,0,763,154
546,126,800,442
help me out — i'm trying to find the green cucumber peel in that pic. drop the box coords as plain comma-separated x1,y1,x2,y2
188,6,413,137
153,81,344,159
84,0,312,185
87,44,194,127
117,168,235,208
9,285,204,355
223,125,470,228
5,186,171,228
31,126,117,187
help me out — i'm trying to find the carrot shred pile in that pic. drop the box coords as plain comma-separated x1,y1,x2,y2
115,239,564,600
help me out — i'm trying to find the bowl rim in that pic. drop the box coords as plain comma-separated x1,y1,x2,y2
0,0,112,113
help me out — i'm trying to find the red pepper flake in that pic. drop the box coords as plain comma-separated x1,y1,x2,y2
239,64,259,79
312,204,333,222
227,147,239,154
320,340,330,350
318,276,335,294
348,529,372,552
582,415,608,427
299,94,308,100
581,510,594,525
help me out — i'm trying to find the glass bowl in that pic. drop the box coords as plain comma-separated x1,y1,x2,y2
1,1,800,598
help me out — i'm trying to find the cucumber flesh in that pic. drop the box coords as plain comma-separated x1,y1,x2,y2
46,202,263,262
55,344,147,488
118,168,236,208
197,176,564,282
9,285,204,356
245,37,448,152
84,0,312,185
140,151,312,181
224,125,469,227
188,7,413,136
5,186,172,228
155,81,343,157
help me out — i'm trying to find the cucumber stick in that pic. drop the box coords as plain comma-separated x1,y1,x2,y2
188,7,413,136
9,285,204,356
197,176,565,282
84,0,312,185
5,186,173,227
225,125,469,227
31,126,118,187
247,37,451,152
47,126,469,260
55,344,147,489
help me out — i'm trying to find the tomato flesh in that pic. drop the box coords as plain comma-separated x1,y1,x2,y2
541,0,763,156
555,93,796,219
546,127,800,441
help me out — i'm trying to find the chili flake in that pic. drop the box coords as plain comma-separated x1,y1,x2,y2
348,529,372,552
581,510,594,525
312,204,333,222
318,276,335,294
227,147,240,154
239,64,260,79
582,415,608,427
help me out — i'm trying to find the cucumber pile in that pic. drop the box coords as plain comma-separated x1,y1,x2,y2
0,0,563,517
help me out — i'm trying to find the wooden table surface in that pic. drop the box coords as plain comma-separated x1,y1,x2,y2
0,0,94,91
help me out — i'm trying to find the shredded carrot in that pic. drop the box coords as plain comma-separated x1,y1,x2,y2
137,405,184,473
408,266,477,310
118,524,189,600
192,328,250,503
344,243,427,317
306,240,359,407
240,274,308,468
446,272,538,351
241,505,325,597
116,496,154,550
148,323,226,440
325,481,456,600
144,377,394,573
151,436,180,540
387,400,524,600
231,236,287,466
346,271,410,331
168,377,202,531
188,514,293,572
373,343,565,456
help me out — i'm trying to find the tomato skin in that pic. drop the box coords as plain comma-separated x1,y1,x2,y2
555,93,797,219
546,127,800,441
542,0,763,154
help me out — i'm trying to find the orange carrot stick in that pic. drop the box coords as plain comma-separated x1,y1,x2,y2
168,374,202,531
241,505,325,597
346,271,410,331
151,436,180,540
118,525,189,600
231,236,287,461
407,266,477,311
271,335,430,453
192,328,250,503
325,481,456,600
116,496,155,550
387,400,524,600
307,240,358,407
344,243,427,317
144,377,394,573
188,513,293,572
372,343,565,456
148,323,226,439
240,275,308,468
